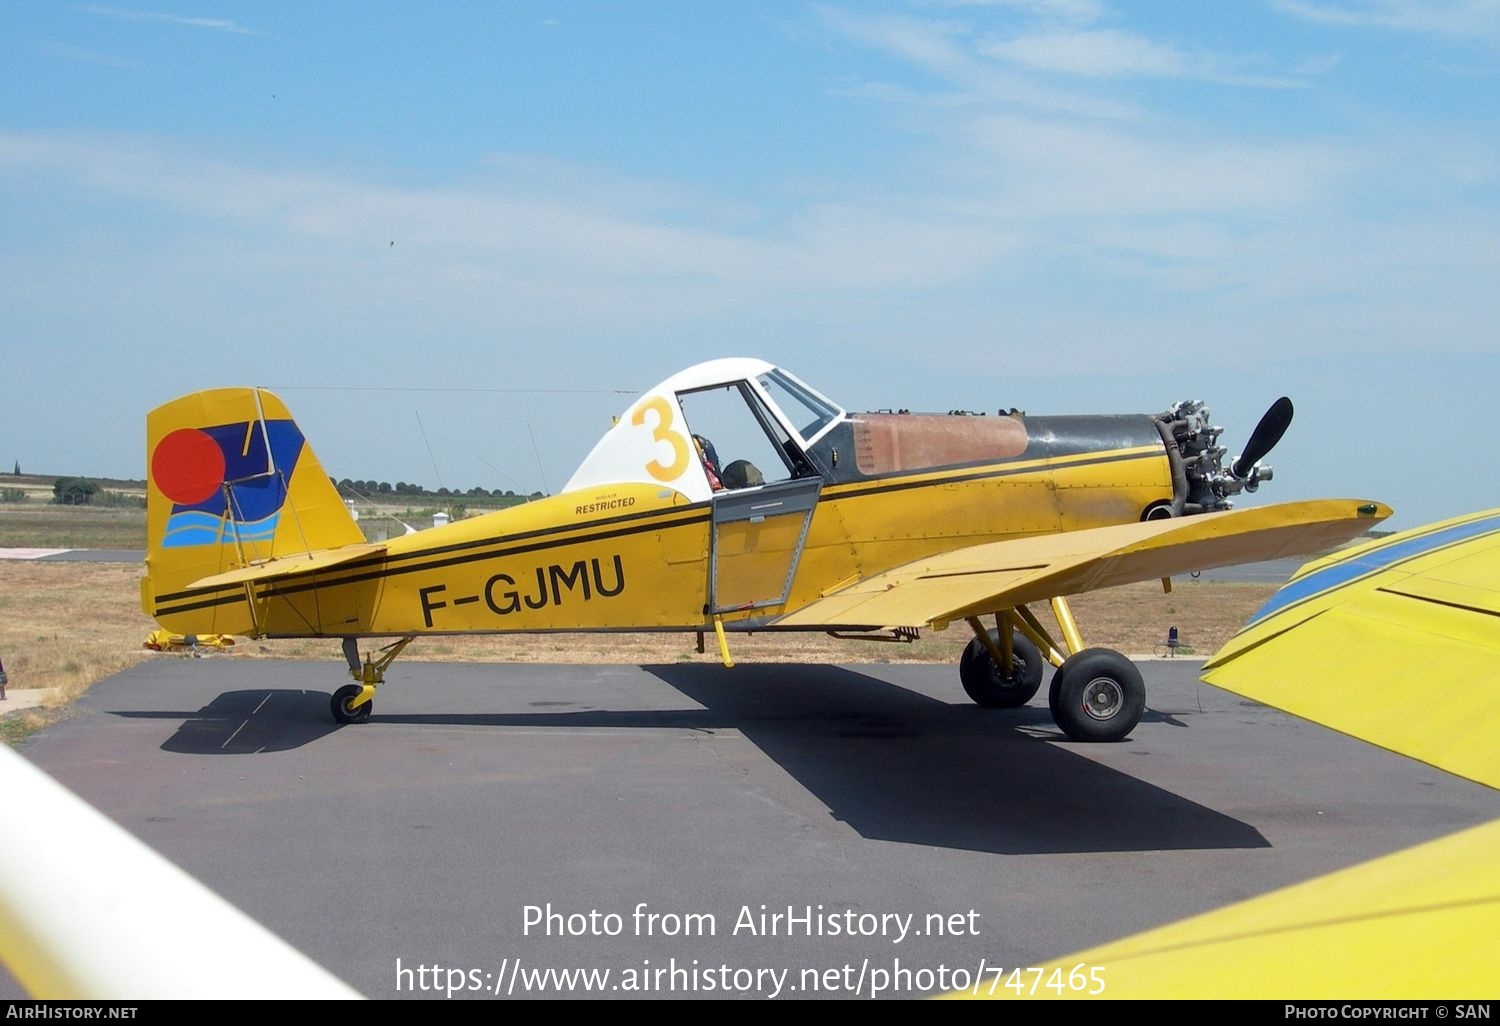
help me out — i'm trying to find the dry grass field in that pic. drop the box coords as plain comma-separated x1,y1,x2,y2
0,506,147,550
0,552,1274,744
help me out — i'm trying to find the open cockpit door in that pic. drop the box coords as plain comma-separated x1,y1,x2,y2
708,478,822,615
674,379,826,615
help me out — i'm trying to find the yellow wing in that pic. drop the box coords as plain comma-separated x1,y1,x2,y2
776,499,1390,629
946,817,1500,999
1203,506,1500,789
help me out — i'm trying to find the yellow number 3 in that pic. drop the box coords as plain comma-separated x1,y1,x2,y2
631,395,690,482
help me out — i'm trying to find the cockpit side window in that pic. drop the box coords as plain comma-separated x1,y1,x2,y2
677,383,799,491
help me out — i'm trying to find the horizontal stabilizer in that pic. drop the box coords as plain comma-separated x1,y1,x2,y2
187,543,387,591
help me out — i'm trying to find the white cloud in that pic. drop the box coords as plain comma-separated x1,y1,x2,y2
0,112,1369,324
958,114,1351,218
1273,0,1500,39
922,0,1104,23
981,29,1188,77
1291,51,1344,75
0,130,1012,321
36,43,147,70
977,28,1309,85
77,4,262,35
816,7,1138,117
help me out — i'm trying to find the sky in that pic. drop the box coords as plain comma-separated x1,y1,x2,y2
1,1,1497,529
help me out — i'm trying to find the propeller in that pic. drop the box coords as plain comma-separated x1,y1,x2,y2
1231,396,1294,480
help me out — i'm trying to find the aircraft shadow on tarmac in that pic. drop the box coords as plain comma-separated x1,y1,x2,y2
640,663,1265,856
112,689,341,754
109,663,1265,855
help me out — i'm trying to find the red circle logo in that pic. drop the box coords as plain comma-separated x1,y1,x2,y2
152,428,226,505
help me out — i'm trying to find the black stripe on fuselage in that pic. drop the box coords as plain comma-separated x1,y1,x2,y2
153,509,712,616
152,502,711,604
153,446,1162,617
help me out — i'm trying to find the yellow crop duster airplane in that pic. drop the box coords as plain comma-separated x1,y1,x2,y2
141,358,1388,735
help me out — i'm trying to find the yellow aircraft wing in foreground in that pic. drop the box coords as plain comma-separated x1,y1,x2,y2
776,499,1388,630
947,817,1500,1000
1203,506,1500,789
954,508,1500,999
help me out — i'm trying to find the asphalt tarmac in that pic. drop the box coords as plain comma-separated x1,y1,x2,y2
0,549,143,563
5,656,1497,1000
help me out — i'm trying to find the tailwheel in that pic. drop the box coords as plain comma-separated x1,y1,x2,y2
959,630,1044,708
1047,648,1145,742
331,683,373,724
331,636,414,724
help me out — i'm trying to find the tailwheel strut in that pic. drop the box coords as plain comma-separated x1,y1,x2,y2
331,636,414,724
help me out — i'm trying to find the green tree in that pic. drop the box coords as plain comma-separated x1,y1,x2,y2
11,460,19,476
52,477,100,506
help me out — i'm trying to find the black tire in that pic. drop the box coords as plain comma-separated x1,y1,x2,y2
331,683,372,724
959,630,1044,708
1047,648,1145,742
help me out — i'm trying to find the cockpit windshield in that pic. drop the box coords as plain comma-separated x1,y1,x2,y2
756,369,842,442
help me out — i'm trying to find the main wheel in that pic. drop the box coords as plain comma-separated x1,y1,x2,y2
331,683,373,724
959,630,1044,708
1047,648,1145,742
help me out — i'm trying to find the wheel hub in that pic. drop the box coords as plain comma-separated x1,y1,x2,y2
992,656,1026,688
1082,677,1123,720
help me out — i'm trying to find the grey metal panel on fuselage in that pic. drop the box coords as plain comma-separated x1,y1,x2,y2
1019,415,1165,459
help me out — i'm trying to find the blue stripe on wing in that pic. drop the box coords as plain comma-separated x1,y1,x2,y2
1247,510,1500,626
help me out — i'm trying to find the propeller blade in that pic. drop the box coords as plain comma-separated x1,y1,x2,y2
1232,396,1294,479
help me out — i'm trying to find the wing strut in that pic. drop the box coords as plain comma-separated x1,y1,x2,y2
1049,596,1085,656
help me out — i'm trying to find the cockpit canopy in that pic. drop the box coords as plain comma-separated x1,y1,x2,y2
562,358,845,502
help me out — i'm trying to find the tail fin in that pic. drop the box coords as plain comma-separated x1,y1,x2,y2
142,388,364,635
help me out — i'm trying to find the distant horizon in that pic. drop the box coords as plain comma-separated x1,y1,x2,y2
1,469,541,499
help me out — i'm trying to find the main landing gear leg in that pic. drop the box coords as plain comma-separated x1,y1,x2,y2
959,616,1043,707
955,599,1147,742
331,636,414,724
1043,596,1146,742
